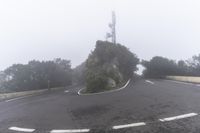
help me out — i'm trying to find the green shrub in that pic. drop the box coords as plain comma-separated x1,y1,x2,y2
86,69,108,93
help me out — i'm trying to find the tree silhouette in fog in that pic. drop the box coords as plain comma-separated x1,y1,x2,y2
2,58,72,92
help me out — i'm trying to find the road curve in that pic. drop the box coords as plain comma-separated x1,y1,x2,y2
0,78,200,132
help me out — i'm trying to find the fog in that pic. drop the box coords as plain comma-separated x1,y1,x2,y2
0,0,200,70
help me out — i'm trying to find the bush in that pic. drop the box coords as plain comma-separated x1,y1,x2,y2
86,69,108,93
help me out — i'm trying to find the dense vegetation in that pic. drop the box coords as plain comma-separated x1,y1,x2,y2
85,40,139,93
0,40,140,93
0,58,72,92
2,39,200,93
142,55,200,78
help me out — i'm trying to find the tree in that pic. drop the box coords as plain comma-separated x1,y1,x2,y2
85,40,139,92
186,54,200,76
0,71,6,92
2,59,72,92
142,56,180,78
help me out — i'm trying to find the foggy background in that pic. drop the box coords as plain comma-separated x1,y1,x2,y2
0,0,200,70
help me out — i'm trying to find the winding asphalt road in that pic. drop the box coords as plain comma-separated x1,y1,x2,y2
1,78,200,133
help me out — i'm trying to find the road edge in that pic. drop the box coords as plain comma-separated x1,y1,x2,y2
0,87,66,102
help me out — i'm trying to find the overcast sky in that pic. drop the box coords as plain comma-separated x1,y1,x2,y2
0,0,200,70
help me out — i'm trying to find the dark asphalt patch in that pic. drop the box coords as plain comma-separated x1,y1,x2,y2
70,105,110,119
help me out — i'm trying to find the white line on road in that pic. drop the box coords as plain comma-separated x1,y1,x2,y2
145,80,154,84
167,80,200,87
9,127,35,132
166,80,195,85
78,79,131,95
50,129,90,133
120,79,131,90
159,113,198,122
64,90,69,93
112,122,146,130
5,95,33,102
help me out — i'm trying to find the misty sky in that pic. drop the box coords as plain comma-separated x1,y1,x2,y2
0,0,200,71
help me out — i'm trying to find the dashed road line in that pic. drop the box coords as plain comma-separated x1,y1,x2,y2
9,127,35,132
7,112,199,132
145,80,154,84
112,122,146,130
159,113,198,122
50,129,90,133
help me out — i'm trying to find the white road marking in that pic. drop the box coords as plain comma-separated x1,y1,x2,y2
50,129,90,133
120,79,131,90
112,122,146,130
145,80,154,84
77,88,84,95
9,127,35,132
159,113,198,122
78,79,131,95
5,95,32,102
167,80,194,85
167,80,200,87
64,90,69,93
174,81,191,85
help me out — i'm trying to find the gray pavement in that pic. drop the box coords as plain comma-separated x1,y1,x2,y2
0,78,200,133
